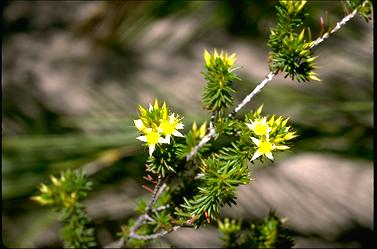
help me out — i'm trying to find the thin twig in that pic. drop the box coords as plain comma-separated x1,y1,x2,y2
126,181,169,241
186,122,215,161
232,71,276,116
130,220,181,241
146,176,163,212
154,183,167,202
105,181,167,247
128,214,150,238
310,1,367,48
153,204,170,212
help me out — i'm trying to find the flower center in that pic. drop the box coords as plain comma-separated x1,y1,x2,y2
254,123,269,136
159,120,175,135
258,140,273,154
146,130,160,145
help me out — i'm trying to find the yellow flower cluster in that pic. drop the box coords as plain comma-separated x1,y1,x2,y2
134,99,184,157
246,116,290,161
204,49,237,68
280,0,307,14
31,174,77,208
218,217,241,235
191,122,207,141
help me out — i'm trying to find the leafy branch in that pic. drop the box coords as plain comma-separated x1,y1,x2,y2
122,0,372,244
218,212,294,248
31,170,97,248
31,0,372,248
188,0,371,161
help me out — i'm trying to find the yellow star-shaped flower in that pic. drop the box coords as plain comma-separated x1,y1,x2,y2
158,114,184,143
137,128,169,157
246,117,271,136
250,136,290,161
250,136,275,161
204,49,236,68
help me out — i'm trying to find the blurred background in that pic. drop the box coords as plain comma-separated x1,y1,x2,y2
2,1,373,248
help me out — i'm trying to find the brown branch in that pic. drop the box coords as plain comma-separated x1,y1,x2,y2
145,177,164,213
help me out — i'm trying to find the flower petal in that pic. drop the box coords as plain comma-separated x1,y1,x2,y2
266,152,274,160
275,145,290,150
148,144,155,157
176,123,184,129
134,119,145,131
246,123,254,130
204,49,211,66
172,130,184,137
137,135,147,142
169,114,175,123
159,136,170,144
250,137,260,146
251,151,262,161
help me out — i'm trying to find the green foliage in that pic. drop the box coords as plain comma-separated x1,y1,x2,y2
146,142,180,177
268,0,319,82
134,99,184,158
218,217,242,248
31,170,96,248
267,0,308,53
202,49,240,116
218,212,295,248
176,122,210,159
149,65,296,229
214,117,239,137
150,209,175,232
117,187,179,247
60,207,97,249
117,219,149,248
135,198,148,214
180,157,250,227
218,105,297,164
271,32,319,82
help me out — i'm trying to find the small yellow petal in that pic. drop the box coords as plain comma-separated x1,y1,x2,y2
31,196,54,205
275,145,290,150
50,176,60,186
309,74,321,81
137,135,147,142
250,137,260,146
39,183,50,193
199,122,207,138
173,130,184,137
255,105,264,116
251,151,262,161
134,119,145,131
138,105,147,116
204,49,211,66
266,152,274,160
154,99,159,110
148,144,155,157
214,49,219,58
298,28,305,42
